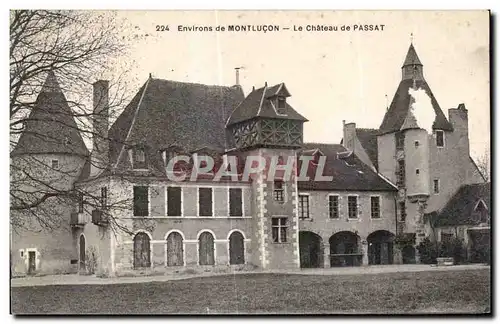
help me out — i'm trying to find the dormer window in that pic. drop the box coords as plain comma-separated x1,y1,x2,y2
136,149,145,162
277,97,286,115
129,146,148,170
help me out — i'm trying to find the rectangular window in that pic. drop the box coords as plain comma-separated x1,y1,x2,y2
51,159,59,169
433,179,440,194
100,187,107,210
78,192,84,213
329,195,339,219
371,196,380,219
167,187,182,216
271,217,288,243
436,130,445,147
133,186,149,216
229,188,243,217
198,188,213,217
348,196,358,219
298,195,310,219
399,201,406,222
397,159,405,186
395,131,405,150
274,180,284,203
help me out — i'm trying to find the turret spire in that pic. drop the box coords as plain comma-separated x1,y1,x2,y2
402,43,424,81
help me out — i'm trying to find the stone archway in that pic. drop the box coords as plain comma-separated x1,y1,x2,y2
367,230,395,265
299,231,322,268
329,231,361,267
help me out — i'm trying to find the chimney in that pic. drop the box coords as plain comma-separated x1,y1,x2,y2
235,67,240,86
343,122,356,152
90,80,110,177
448,103,469,154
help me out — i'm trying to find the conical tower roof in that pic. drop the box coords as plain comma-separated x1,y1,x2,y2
402,43,423,67
379,44,453,135
11,71,89,156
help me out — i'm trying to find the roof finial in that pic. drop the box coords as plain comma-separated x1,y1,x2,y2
410,33,414,45
149,73,152,79
265,81,267,87
385,94,389,111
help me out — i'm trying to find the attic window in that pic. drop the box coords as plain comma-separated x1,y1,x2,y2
136,149,145,162
131,147,148,170
277,97,287,115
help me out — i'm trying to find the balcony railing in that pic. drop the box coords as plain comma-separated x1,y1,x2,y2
70,212,87,227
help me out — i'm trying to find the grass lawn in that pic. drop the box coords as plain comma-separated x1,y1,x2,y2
11,269,491,315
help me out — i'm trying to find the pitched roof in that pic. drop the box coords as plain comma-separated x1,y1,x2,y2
402,43,422,67
11,71,89,156
355,128,379,169
108,78,245,174
378,79,453,135
297,143,396,191
226,83,308,126
430,182,490,227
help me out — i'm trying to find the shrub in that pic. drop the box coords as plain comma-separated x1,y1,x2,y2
416,238,438,264
439,237,467,264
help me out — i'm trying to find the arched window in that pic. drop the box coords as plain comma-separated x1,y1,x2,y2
133,232,151,268
198,232,215,265
229,231,245,265
166,232,184,266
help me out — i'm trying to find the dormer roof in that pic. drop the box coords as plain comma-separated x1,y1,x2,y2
226,82,307,126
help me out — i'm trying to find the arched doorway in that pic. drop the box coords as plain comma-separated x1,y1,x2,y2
329,231,361,267
166,232,184,266
367,230,395,265
198,232,215,265
133,232,151,268
79,234,86,272
402,245,416,264
229,231,245,265
299,231,322,268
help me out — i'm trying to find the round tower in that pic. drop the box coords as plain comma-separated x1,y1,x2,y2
404,128,430,198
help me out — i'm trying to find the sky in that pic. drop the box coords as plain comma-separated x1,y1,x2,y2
113,10,490,160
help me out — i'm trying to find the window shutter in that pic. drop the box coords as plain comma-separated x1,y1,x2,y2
150,186,165,216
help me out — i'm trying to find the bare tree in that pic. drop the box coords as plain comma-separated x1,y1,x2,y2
10,10,147,233
476,150,490,182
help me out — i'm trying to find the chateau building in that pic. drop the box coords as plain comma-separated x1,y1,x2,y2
10,43,487,276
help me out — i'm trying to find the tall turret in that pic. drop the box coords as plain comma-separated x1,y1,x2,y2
226,82,308,269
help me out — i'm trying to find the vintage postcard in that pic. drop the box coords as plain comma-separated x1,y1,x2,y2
9,10,491,315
